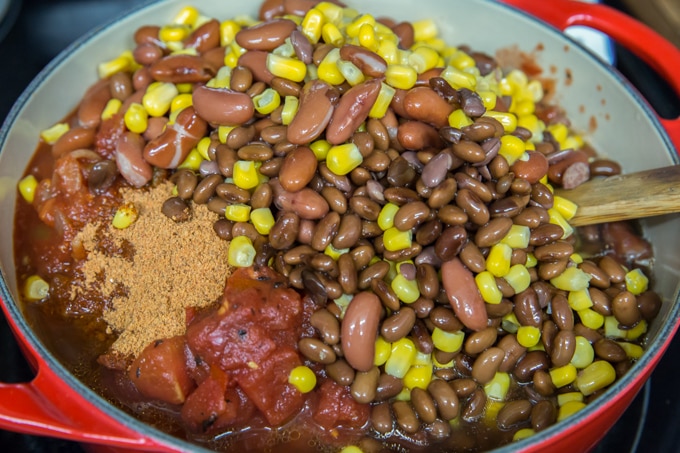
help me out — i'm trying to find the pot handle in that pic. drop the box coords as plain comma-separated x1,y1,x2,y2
501,0,680,153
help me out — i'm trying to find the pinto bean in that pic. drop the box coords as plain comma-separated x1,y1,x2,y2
441,258,487,331
341,292,382,372
403,86,454,128
78,79,112,128
273,183,330,220
143,106,207,168
116,131,152,188
287,79,334,145
278,146,318,192
326,78,382,145
235,18,297,51
149,54,215,83
192,85,255,126
397,120,443,150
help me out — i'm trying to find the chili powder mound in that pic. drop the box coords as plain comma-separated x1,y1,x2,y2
71,181,231,358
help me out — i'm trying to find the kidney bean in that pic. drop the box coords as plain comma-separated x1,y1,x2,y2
249,183,272,209
530,182,554,209
183,18,220,53
371,402,393,434
78,79,111,128
534,241,574,261
497,334,526,373
325,358,355,386
459,88,486,117
381,307,416,343
52,126,96,158
341,292,381,372
149,54,215,84
497,399,532,430
237,50,275,84
358,261,390,290
393,401,420,434
513,350,550,382
237,143,273,162
286,79,335,145
603,222,653,262
339,44,387,77
593,338,628,363
589,158,621,177
537,260,568,281
350,196,381,221
311,211,340,252
408,387,436,424
278,146,318,192
456,189,490,225
133,24,159,45
511,151,549,184
297,219,315,245
373,373,403,402
192,85,255,126
471,347,504,384
142,116,167,142
273,184,329,220
597,255,627,283
132,66,153,92
462,388,487,423
397,120,443,150
549,293,574,331
216,183,250,204
235,18,296,51
108,71,133,101
114,131,152,188
434,226,467,261
351,366,380,404
309,308,339,346
529,223,564,246
531,399,557,432
169,169,196,201
612,291,641,327
451,140,486,164
441,258,487,331
587,287,611,316
161,197,191,222
144,106,207,168
402,86,454,128
530,369,554,397
579,260,610,289
87,159,118,195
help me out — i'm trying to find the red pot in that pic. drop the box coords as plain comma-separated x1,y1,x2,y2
0,0,678,451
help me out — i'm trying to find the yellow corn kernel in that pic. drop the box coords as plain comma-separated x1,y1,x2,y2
217,125,235,144
18,175,38,204
431,328,464,353
101,98,122,120
220,20,241,47
337,60,365,86
504,265,531,294
547,207,573,239
484,371,511,401
558,400,586,421
385,337,417,378
346,13,374,37
301,8,325,43
625,268,649,295
484,111,518,133
160,24,190,43
626,319,647,341
550,266,591,292
404,364,433,390
475,271,503,304
112,202,138,229
412,18,438,42
178,148,204,171
324,243,349,261
124,103,148,134
326,142,363,176
499,135,526,165
570,253,584,265
511,99,536,117
225,204,252,223
502,312,520,334
23,275,49,301
374,336,392,366
448,49,475,70
383,227,412,252
233,160,260,190
412,350,433,367
252,88,282,115
575,360,616,396
377,203,399,231
501,224,530,249
578,308,604,330
317,48,345,85
616,341,644,359
310,139,332,160
97,53,132,79
385,64,417,90
315,1,344,24
549,363,577,388
477,90,498,110
280,95,299,126
552,195,578,222
391,273,420,303
195,137,212,161
563,134,584,151
228,235,256,267
289,365,317,393
517,325,541,348
266,54,307,83
368,82,396,119
408,45,439,74
557,391,584,407
357,22,379,52
603,315,627,339
250,207,276,235
525,252,537,268
339,447,363,453
513,428,536,441
570,335,595,369
40,122,70,144
173,6,199,26
440,66,477,90
448,109,473,129
272,39,296,58
321,22,344,46
568,289,593,311
486,243,512,278
377,38,399,65
207,66,232,88
547,123,569,147
143,82,178,117
223,49,239,68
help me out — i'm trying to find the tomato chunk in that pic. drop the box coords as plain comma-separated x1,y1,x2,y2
313,380,370,430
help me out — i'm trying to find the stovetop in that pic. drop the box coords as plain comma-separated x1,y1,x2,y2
1,0,679,452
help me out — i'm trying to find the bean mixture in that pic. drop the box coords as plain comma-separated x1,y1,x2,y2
14,1,663,452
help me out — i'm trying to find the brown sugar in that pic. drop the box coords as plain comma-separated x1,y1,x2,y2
71,181,231,358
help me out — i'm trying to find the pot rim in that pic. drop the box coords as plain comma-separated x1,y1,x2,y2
0,0,679,451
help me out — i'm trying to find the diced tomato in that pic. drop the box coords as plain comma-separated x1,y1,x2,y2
128,336,195,405
313,380,370,430
234,346,305,426
94,114,125,159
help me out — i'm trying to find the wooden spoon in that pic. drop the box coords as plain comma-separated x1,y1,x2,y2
554,165,680,227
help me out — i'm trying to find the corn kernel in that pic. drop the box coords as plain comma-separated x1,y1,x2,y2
557,391,584,407
511,99,536,117
101,98,122,120
377,38,399,65
178,148,204,171
409,46,439,74
477,90,498,110
475,271,503,304
441,65,477,90
603,315,627,339
368,82,396,119
288,365,317,393
517,326,541,348
18,175,38,204
513,428,536,441
412,18,438,42
448,49,476,70
317,48,345,85
385,64,417,90
124,103,148,134
391,273,420,303
326,143,363,175
266,54,307,82
553,195,578,221
339,447,363,453
404,364,433,390
160,24,190,43
248,207,275,235
337,60,365,86
568,289,593,311
549,363,577,388
626,319,647,341
525,253,537,268
253,87,282,115
310,139,332,160
346,13,374,37
484,111,518,133
97,53,132,79
448,109,473,129
374,336,392,366
575,360,616,396
40,122,70,144
357,22,379,52
502,312,520,333
223,50,239,68
173,6,199,26
320,22,344,47
23,275,49,301
207,66,232,88
383,227,412,251
504,265,531,294
431,328,464,353
550,266,591,292
500,224,530,249
486,243,512,278
324,243,349,260
316,1,344,24
218,125,235,144
225,204,252,222
558,400,586,421
499,134,526,165
229,235,256,267
195,137,212,161
233,160,260,190
570,335,595,369
377,203,399,231
220,20,241,47
112,202,138,229
301,8,325,43
625,268,649,295
482,372,509,402
385,337,417,378
280,95,300,125
547,123,569,146
547,207,573,239
578,308,604,330
617,341,644,359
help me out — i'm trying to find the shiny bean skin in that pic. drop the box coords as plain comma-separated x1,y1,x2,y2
339,45,387,78
325,358,355,386
514,288,544,328
287,79,334,145
594,338,628,362
394,201,430,231
52,126,96,158
150,54,215,84
184,19,220,52
392,401,420,434
192,85,254,126
529,223,565,246
497,399,532,430
599,255,627,283
471,347,504,384
333,214,362,249
371,279,401,312
426,379,459,421
78,79,111,128
298,337,336,364
273,184,330,220
351,366,380,404
115,131,153,188
531,400,557,432
464,327,498,355
381,307,416,342
311,211,340,251
311,308,340,345
403,86,454,128
474,217,513,248
375,373,404,401
511,151,550,184
550,294,575,331
455,189,490,225
461,388,486,423
638,290,662,321
513,350,550,382
429,306,464,332
442,258,488,331
411,387,438,424
359,260,390,289
397,120,443,150
534,241,574,261
278,146,318,192
450,378,477,398
235,18,297,51
327,78,382,145
497,333,527,373
371,402,393,434
321,186,348,214
341,292,382,372
612,291,641,327
550,330,576,367
144,106,207,168
172,169,198,200
416,263,439,300
434,226,467,261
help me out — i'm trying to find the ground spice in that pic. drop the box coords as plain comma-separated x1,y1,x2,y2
71,181,231,358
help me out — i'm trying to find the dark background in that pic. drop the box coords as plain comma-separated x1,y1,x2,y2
1,0,679,452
